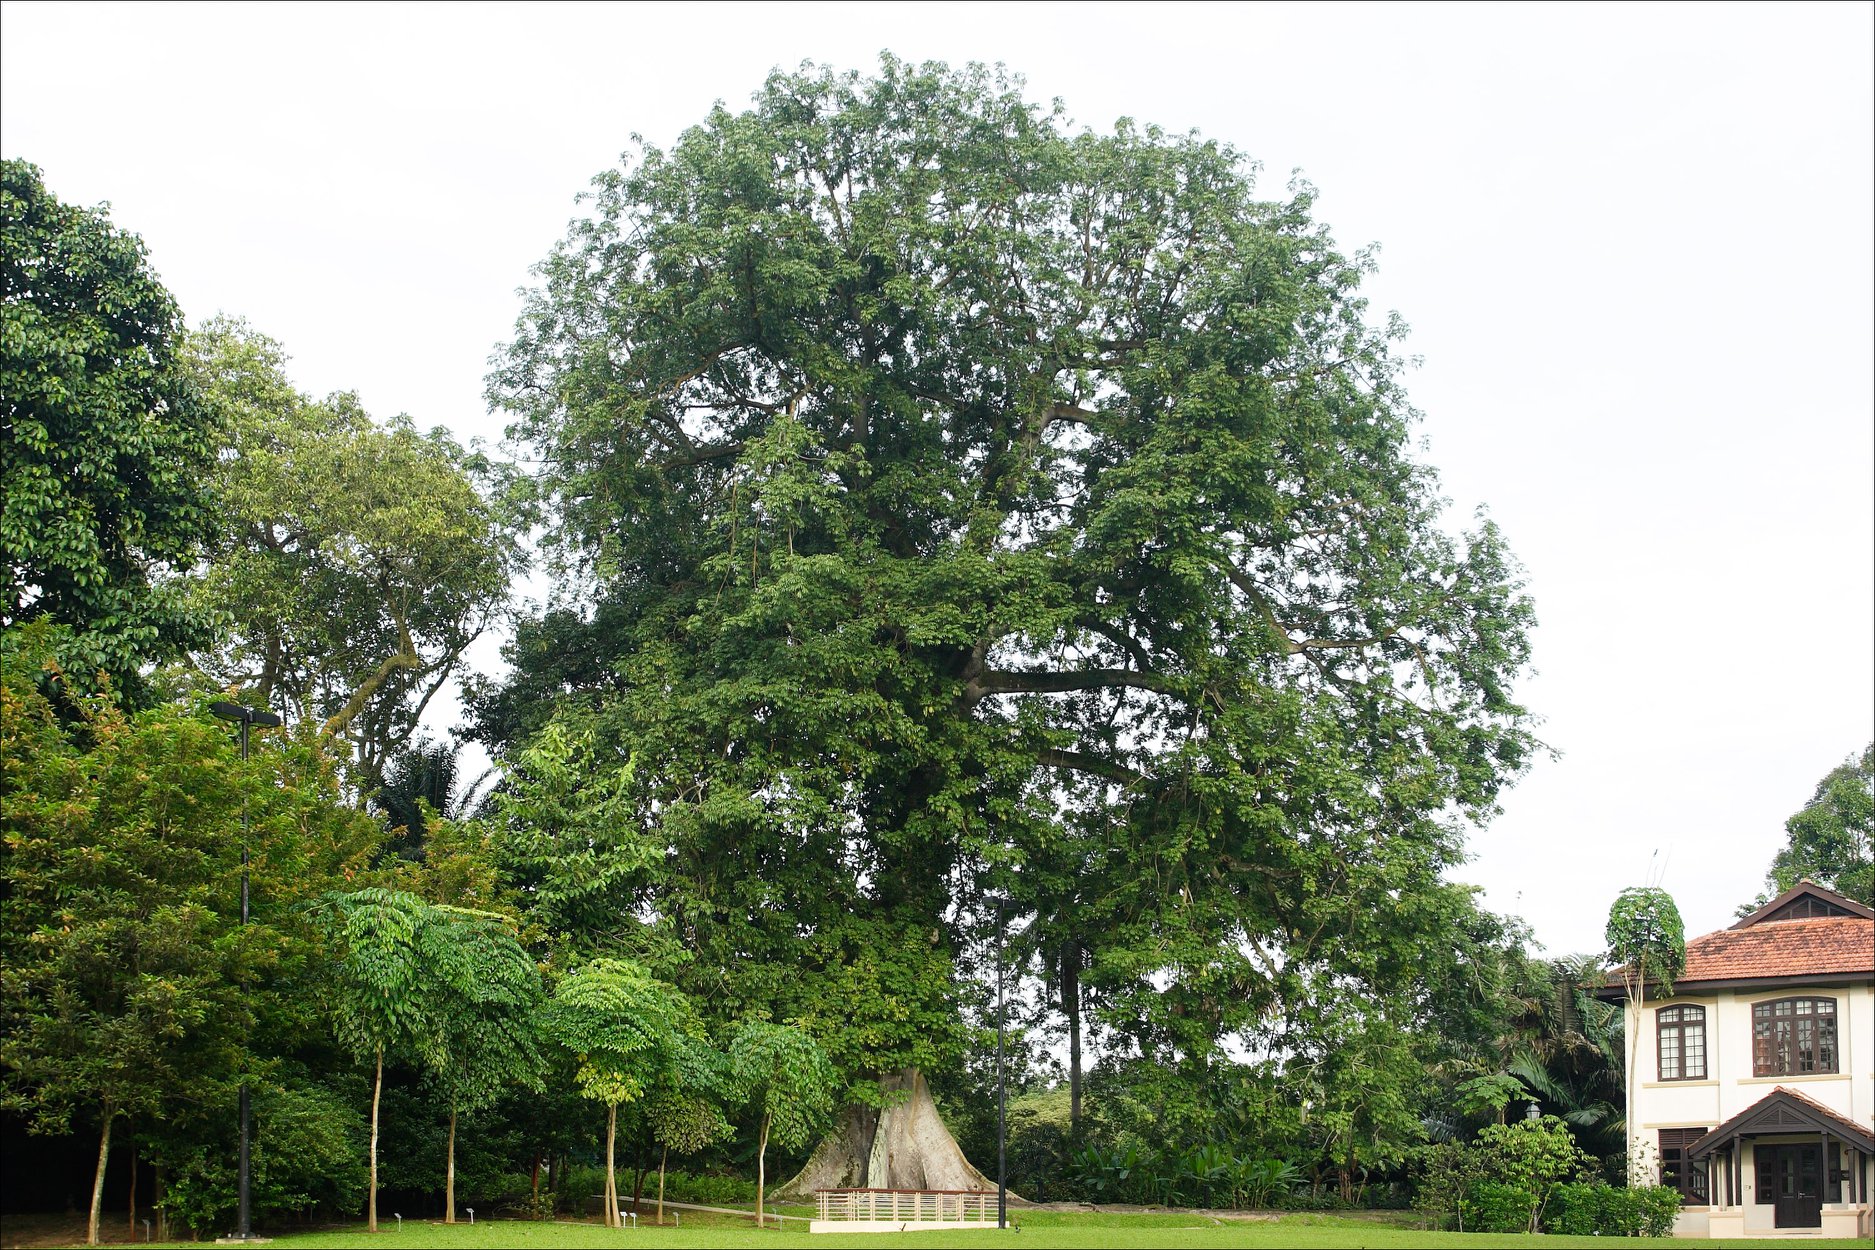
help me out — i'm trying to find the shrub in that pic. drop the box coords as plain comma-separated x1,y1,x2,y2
660,1170,757,1206
1546,1182,1682,1237
1630,1184,1682,1237
1462,1181,1539,1233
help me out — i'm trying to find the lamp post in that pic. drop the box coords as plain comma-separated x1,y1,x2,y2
995,894,1007,1230
208,701,281,1243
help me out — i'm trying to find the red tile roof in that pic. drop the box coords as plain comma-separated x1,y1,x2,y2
1678,915,1873,985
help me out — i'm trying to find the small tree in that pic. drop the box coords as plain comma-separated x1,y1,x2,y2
1604,887,1685,1182
730,1020,836,1227
1454,1072,1530,1126
1474,1114,1595,1233
645,1032,732,1226
544,958,677,1227
429,909,545,1223
316,888,443,1233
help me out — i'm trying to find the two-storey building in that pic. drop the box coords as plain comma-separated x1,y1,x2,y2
1612,880,1873,1238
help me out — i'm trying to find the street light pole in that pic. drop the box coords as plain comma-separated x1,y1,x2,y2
209,702,280,1243
996,894,1007,1230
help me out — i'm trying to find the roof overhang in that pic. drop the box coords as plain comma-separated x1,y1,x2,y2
1687,1087,1875,1160
1592,972,1875,1003
1732,880,1875,929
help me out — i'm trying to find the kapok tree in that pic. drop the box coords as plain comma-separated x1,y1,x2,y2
730,1020,835,1228
484,56,1539,1179
545,958,678,1227
317,888,444,1233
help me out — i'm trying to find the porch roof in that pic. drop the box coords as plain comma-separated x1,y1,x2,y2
1686,1086,1874,1159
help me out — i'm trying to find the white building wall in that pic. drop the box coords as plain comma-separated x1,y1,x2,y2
1626,978,1874,1238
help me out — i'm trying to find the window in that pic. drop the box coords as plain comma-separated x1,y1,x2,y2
1752,998,1838,1076
1660,1128,1710,1203
1657,1005,1707,1080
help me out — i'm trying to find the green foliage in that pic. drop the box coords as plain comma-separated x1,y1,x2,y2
1605,887,1686,995
646,1032,735,1156
1412,1140,1484,1231
1065,1139,1301,1209
1452,1072,1528,1124
1750,743,1873,908
479,56,1539,1103
156,1076,369,1233
315,888,448,1068
2,624,385,1239
728,1019,836,1154
1,160,219,697
488,724,657,955
429,909,547,1115
186,318,518,788
545,958,679,1109
1546,1182,1681,1237
1472,1115,1596,1233
1459,1181,1539,1234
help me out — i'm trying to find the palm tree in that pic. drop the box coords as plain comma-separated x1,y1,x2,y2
372,739,497,862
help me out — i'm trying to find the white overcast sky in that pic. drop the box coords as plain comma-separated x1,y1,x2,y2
4,1,1871,960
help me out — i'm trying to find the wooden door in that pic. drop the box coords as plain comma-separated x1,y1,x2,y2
1757,1145,1823,1228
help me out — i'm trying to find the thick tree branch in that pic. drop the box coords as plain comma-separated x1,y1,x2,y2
973,667,1180,700
1037,747,1144,785
322,604,421,740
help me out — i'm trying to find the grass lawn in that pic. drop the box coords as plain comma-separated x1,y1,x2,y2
8,1211,1869,1250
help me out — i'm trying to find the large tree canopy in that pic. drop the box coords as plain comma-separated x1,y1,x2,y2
1748,743,1873,908
187,319,518,792
482,57,1537,1105
1,160,219,696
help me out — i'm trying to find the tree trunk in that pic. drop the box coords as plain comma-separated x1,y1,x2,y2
445,1106,457,1223
656,1145,667,1226
369,1047,383,1233
779,1067,1000,1197
1063,944,1083,1138
155,1163,168,1241
631,1162,646,1213
88,1102,113,1247
128,1141,138,1236
605,1104,618,1228
531,1153,541,1202
756,1114,769,1228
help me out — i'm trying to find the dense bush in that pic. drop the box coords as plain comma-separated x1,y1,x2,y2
1461,1182,1540,1233
559,1163,756,1213
1547,1183,1681,1237
1064,1140,1301,1208
159,1079,368,1234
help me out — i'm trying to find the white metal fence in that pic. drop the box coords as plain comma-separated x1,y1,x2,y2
814,1188,996,1225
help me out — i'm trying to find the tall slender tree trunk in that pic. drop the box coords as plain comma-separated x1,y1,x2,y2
1626,977,1644,1183
154,1163,168,1241
605,1104,619,1228
127,1141,137,1236
369,1047,383,1233
531,1153,541,1203
656,1145,667,1226
756,1114,770,1228
1063,943,1082,1137
88,1101,114,1248
445,1106,457,1223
